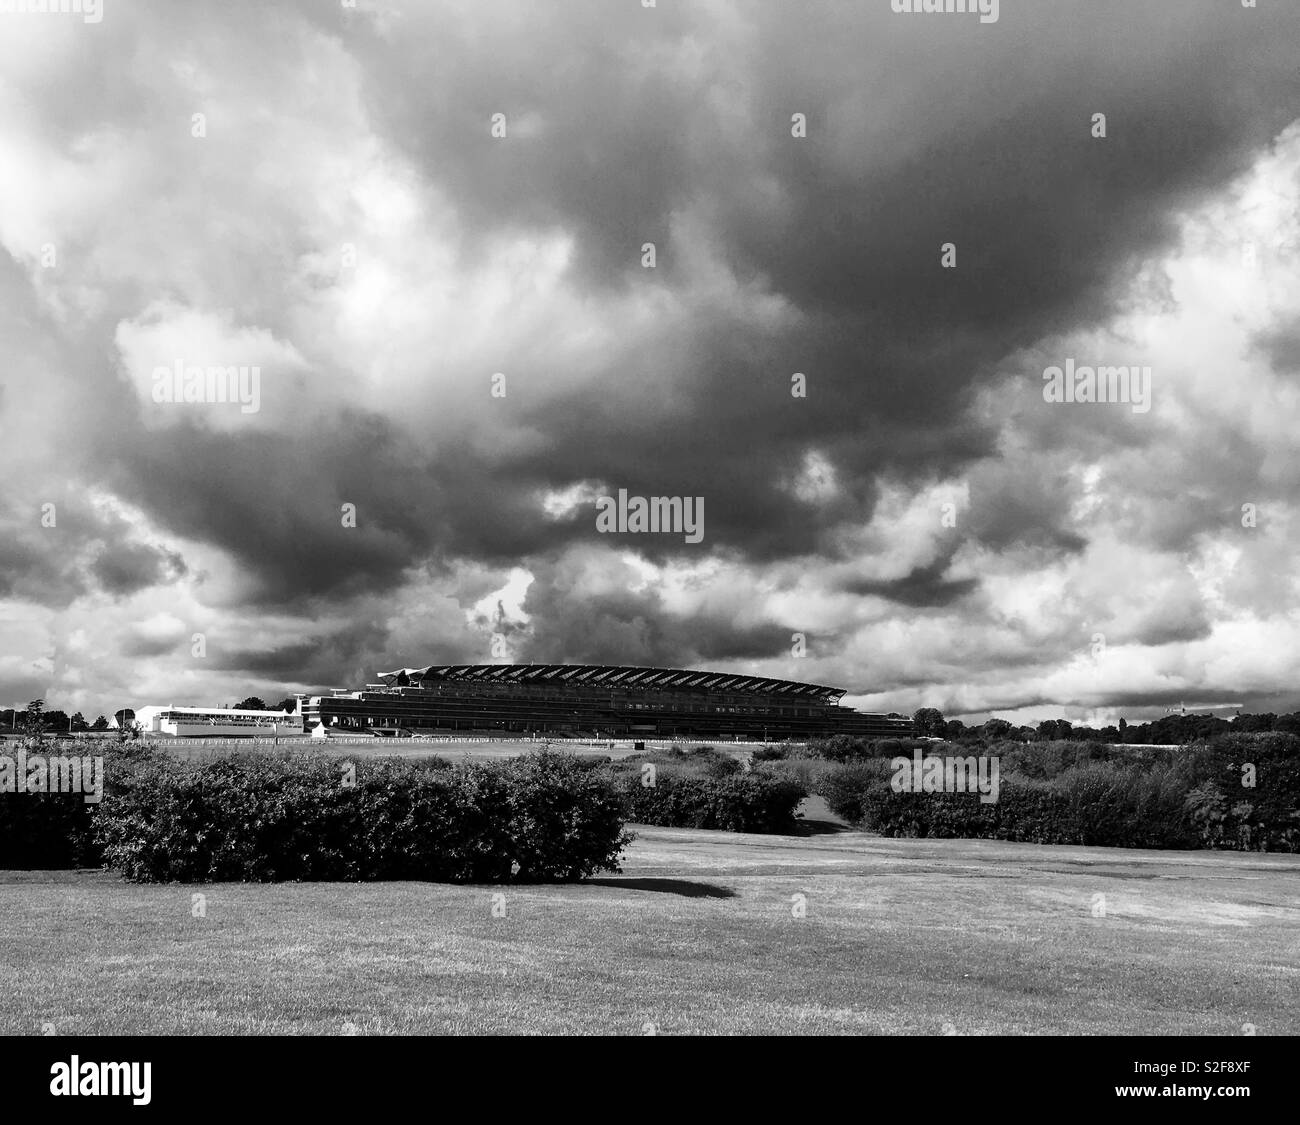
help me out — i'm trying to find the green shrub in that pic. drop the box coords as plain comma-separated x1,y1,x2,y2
814,760,893,821
1181,732,1300,851
1050,761,1194,848
682,745,741,776
995,740,1176,780
11,733,1296,872
748,744,793,764
0,739,160,868
988,777,1074,844
93,749,633,883
805,735,870,762
610,746,741,782
805,736,933,763
0,790,96,868
496,752,633,880
818,735,1299,852
753,756,839,793
618,771,807,833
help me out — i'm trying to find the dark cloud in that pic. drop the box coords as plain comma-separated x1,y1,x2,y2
4,1,1300,716
91,541,186,598
1254,320,1300,376
517,556,793,668
216,618,390,685
0,672,54,713
275,0,1300,570
16,3,1266,603
60,0,1296,609
841,556,979,609
0,535,81,605
120,633,183,660
0,495,187,609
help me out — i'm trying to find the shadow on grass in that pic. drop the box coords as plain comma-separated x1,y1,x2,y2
793,817,853,837
584,877,736,899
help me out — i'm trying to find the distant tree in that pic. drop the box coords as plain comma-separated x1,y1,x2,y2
22,699,48,746
981,718,1013,742
1235,713,1275,733
811,734,867,762
272,697,298,713
1123,720,1151,744
112,707,143,742
1274,713,1300,737
1118,716,1128,736
69,711,89,732
912,707,945,737
235,697,268,712
1143,713,1232,745
90,715,109,731
943,719,967,740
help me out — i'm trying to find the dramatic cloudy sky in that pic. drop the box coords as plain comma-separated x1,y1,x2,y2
2,0,1299,724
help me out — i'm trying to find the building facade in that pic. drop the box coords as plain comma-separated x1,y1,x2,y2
301,664,912,741
134,706,304,737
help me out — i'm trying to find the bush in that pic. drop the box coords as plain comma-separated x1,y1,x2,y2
0,790,97,868
805,735,871,762
0,739,161,868
683,746,744,778
994,739,1175,780
747,745,789,764
804,736,933,763
611,746,742,782
987,778,1073,844
11,733,1296,871
666,745,741,776
814,760,893,821
93,749,633,883
851,774,1066,843
1181,732,1300,851
752,756,840,793
495,752,633,880
618,771,807,833
816,734,1300,852
1052,761,1194,848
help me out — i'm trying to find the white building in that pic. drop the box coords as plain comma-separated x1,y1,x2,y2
133,706,304,738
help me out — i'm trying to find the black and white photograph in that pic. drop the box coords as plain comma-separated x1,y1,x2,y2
0,0,1296,1103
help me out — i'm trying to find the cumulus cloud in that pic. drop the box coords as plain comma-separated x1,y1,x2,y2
1,0,1299,721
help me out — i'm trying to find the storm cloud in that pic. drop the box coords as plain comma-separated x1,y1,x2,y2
2,0,1299,723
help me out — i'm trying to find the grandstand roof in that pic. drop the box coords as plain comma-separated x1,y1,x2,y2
374,664,847,702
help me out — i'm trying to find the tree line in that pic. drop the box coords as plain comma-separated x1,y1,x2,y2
910,707,1298,745
0,696,299,736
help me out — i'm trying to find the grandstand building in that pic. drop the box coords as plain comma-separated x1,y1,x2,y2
134,706,304,738
301,664,912,741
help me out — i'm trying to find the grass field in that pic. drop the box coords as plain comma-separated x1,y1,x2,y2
3,817,1297,1035
150,737,749,763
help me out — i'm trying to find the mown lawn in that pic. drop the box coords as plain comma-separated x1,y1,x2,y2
1,829,1296,1035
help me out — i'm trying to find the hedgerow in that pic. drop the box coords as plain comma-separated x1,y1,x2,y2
0,739,159,868
813,732,1299,851
86,748,632,882
614,769,807,833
